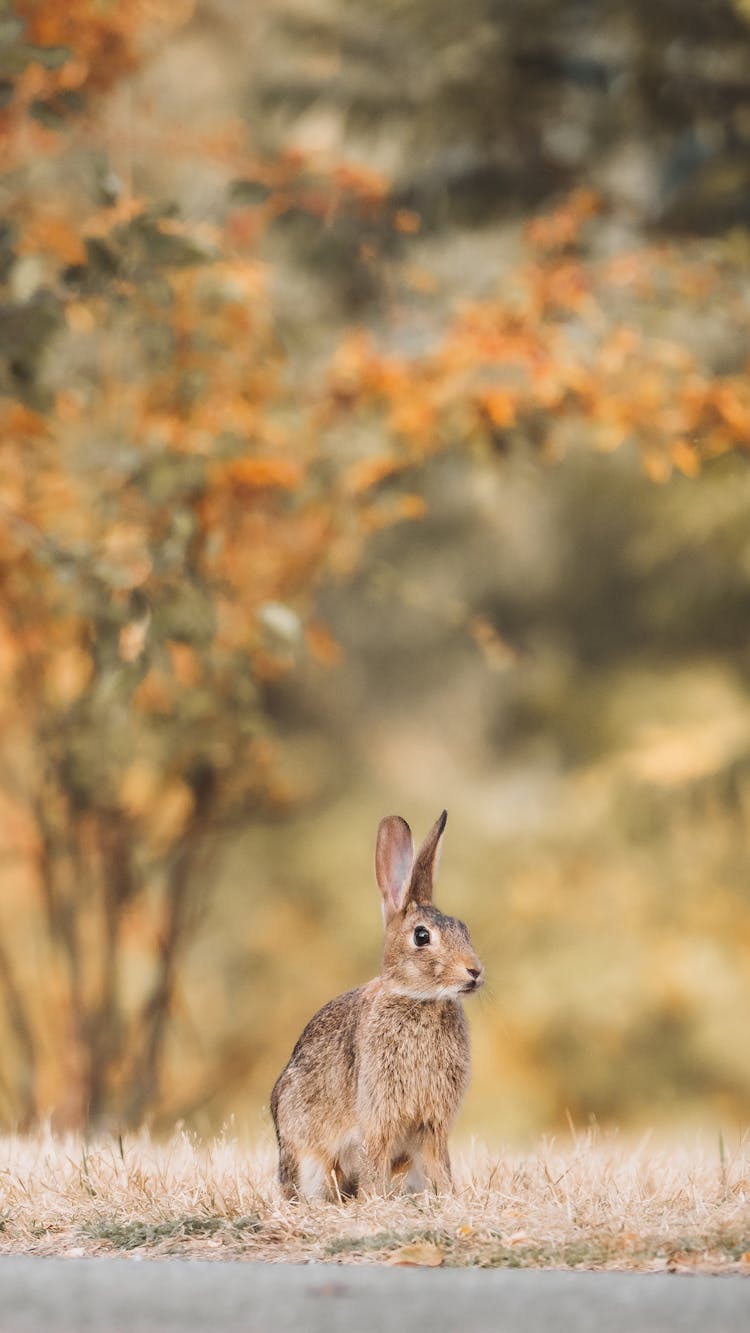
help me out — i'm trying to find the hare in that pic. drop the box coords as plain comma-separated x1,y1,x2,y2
270,810,483,1199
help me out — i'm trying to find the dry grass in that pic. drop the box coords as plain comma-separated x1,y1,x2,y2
0,1129,748,1272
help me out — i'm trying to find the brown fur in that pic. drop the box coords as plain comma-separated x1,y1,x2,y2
270,811,483,1199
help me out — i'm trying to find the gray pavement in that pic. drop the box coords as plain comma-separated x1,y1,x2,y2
0,1258,747,1333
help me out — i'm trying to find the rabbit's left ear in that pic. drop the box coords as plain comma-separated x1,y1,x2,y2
376,815,415,921
407,810,447,906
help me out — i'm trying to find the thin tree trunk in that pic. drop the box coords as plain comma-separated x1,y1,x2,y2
32,792,90,1126
123,829,204,1128
85,816,133,1126
0,939,38,1129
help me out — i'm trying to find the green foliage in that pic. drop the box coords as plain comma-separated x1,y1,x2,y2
83,1213,261,1251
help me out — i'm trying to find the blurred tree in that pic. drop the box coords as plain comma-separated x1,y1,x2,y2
247,0,750,486
319,190,750,485
253,0,750,236
0,0,410,1128
2,0,750,1134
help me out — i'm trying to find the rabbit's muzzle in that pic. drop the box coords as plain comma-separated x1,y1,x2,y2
460,964,484,993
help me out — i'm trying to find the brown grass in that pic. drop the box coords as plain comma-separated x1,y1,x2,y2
0,1129,748,1272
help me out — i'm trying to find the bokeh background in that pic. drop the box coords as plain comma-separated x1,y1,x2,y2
1,0,750,1143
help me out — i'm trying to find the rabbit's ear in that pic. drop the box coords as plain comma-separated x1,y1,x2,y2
407,809,447,906
375,815,414,920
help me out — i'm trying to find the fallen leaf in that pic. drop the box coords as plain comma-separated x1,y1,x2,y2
387,1242,444,1267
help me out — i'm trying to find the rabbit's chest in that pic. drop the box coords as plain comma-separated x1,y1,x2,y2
358,998,469,1124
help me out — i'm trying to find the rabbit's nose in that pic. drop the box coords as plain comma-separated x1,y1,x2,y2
461,964,483,994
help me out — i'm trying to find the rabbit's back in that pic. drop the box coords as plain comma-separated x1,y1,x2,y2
271,983,369,1149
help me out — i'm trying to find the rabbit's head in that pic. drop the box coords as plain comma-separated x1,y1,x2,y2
375,810,484,1001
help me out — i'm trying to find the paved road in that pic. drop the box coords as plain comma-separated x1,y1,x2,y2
0,1258,746,1333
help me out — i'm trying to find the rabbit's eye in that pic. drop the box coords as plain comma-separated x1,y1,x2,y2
413,926,431,947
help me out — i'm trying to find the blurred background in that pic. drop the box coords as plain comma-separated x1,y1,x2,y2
1,0,750,1142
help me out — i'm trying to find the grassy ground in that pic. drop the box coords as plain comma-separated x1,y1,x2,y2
0,1130,748,1272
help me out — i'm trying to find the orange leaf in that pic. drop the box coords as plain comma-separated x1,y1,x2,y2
134,669,171,714
397,494,427,520
168,641,201,686
330,161,390,203
46,645,92,703
469,616,518,671
525,188,600,251
306,621,342,667
713,382,750,436
477,388,517,429
120,762,160,817
17,215,86,265
393,209,421,234
3,403,49,438
83,197,148,240
344,456,403,495
149,780,194,850
388,398,436,442
215,458,302,491
671,439,701,477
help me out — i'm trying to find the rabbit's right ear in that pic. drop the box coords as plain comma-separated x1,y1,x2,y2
375,815,414,922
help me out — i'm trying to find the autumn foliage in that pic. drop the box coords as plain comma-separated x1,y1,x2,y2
327,189,750,486
1,0,750,1131
0,0,400,1128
